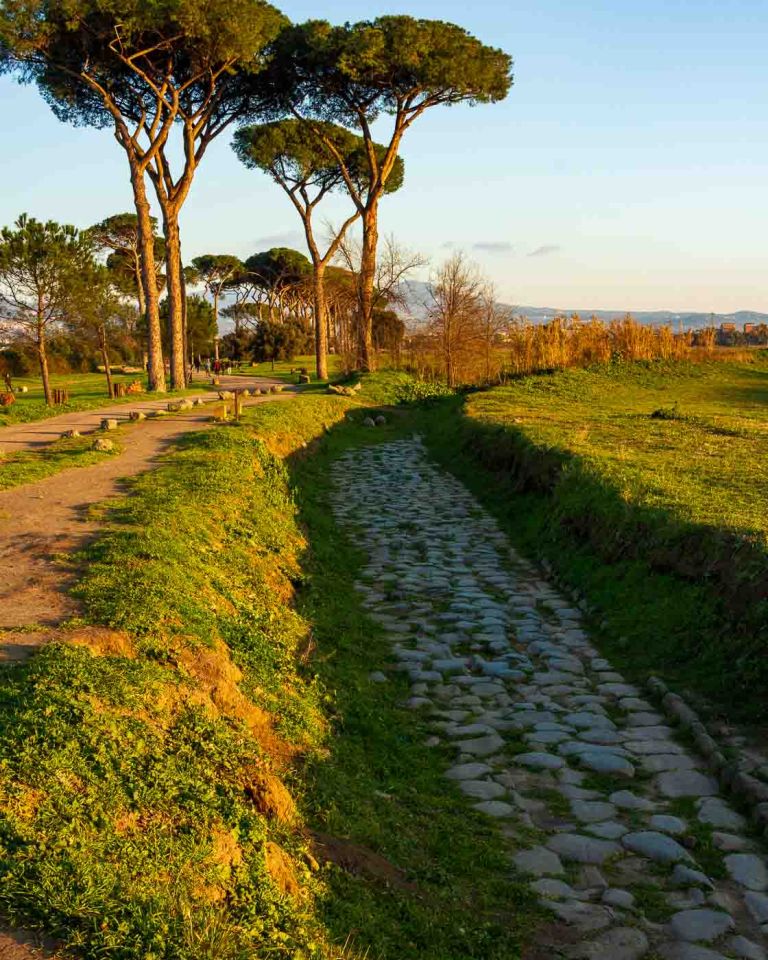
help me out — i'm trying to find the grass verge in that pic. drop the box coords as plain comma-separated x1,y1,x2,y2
0,387,537,958
413,359,768,721
0,433,122,491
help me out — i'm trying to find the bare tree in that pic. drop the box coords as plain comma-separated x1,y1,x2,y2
427,252,483,388
479,283,514,383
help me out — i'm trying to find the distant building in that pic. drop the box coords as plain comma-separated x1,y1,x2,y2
744,323,756,334
720,322,736,332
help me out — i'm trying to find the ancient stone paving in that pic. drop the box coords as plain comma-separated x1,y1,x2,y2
330,438,768,960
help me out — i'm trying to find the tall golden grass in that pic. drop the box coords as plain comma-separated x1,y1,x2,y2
401,315,751,385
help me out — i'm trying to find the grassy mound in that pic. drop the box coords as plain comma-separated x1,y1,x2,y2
420,359,768,719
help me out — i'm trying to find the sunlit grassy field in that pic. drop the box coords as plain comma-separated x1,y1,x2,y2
467,358,768,546
232,354,344,384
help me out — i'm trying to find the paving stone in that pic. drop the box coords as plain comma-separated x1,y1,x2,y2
586,820,628,840
569,926,648,959
601,888,636,910
697,798,748,831
570,800,618,823
531,878,579,900
455,733,505,756
712,832,750,852
724,853,768,891
513,846,564,877
515,751,565,770
546,833,621,864
668,908,734,942
445,762,492,781
610,790,655,811
671,864,715,890
658,945,729,960
744,891,768,924
725,935,767,959
656,771,719,798
458,780,506,801
622,831,692,864
642,754,699,773
545,900,613,932
649,814,688,836
576,751,635,777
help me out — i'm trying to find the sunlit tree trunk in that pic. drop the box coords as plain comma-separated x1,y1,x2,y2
162,210,186,390
128,162,165,392
98,323,114,398
358,207,378,371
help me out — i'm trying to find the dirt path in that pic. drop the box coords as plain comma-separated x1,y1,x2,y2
0,382,293,661
0,374,275,452
332,437,768,960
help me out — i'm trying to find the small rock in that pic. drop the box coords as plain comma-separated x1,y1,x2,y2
129,410,146,421
100,418,117,430
363,417,376,427
374,415,386,426
668,908,734,942
61,429,80,438
92,438,114,452
368,671,387,683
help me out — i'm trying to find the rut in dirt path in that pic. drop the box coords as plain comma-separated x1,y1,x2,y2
330,437,768,960
0,385,293,661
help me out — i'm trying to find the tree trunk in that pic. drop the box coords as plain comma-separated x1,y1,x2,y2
313,264,329,381
128,160,165,392
37,323,52,406
99,325,114,398
162,210,186,390
180,263,189,384
358,207,378,372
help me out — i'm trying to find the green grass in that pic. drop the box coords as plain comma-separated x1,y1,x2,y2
409,358,768,721
0,386,538,958
0,433,122,490
289,406,537,960
230,355,344,386
0,371,209,427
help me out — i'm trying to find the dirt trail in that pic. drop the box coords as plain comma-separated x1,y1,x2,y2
0,374,271,452
0,380,293,661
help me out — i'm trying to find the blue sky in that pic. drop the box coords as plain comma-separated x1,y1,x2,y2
0,0,766,312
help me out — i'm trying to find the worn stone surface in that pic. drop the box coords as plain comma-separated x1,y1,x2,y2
331,439,768,960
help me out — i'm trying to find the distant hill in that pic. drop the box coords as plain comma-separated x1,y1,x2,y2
398,281,768,332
